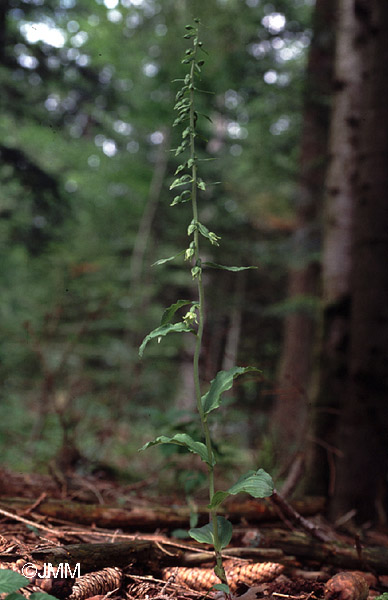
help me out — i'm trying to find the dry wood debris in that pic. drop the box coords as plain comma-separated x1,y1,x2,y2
0,469,387,600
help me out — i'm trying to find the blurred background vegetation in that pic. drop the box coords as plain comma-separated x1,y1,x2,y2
0,0,314,485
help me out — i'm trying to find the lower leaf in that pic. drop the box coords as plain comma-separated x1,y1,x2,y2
213,583,230,593
189,516,233,550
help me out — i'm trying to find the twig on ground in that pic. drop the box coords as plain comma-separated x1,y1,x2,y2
270,490,331,542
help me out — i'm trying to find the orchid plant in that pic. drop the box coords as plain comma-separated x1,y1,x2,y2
139,19,274,594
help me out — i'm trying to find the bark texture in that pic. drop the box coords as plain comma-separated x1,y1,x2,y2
330,0,388,522
306,0,362,499
307,0,388,522
271,0,335,460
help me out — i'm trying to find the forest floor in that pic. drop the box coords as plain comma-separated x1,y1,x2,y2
0,468,388,600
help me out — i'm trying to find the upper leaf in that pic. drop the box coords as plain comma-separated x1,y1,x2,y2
139,433,212,465
201,366,261,417
208,469,274,510
152,250,185,266
203,262,258,272
139,322,194,357
160,300,193,326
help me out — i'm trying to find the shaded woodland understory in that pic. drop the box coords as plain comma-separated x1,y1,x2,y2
1,469,388,600
1,5,388,597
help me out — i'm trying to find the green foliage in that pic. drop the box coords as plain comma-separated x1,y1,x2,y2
0,0,314,479
139,20,273,591
140,433,212,466
0,570,56,600
208,469,274,510
139,322,194,358
0,571,29,594
203,262,257,272
189,516,233,551
201,367,261,419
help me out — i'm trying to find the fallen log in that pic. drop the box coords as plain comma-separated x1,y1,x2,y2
0,540,288,576
0,496,325,530
259,528,388,574
0,540,173,572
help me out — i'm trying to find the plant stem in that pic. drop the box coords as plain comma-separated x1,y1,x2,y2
189,35,228,588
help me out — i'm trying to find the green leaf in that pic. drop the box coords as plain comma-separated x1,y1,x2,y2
203,262,258,272
171,528,190,539
208,491,229,509
4,594,23,600
160,300,192,326
216,516,233,550
228,469,274,497
152,250,185,266
201,366,261,417
0,570,29,593
139,433,211,465
189,521,214,545
213,584,230,593
139,323,194,358
189,516,232,549
30,594,59,600
208,469,274,510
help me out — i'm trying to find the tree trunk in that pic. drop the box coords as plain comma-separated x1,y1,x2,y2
271,0,335,461
305,0,362,499
329,0,388,522
306,0,388,523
